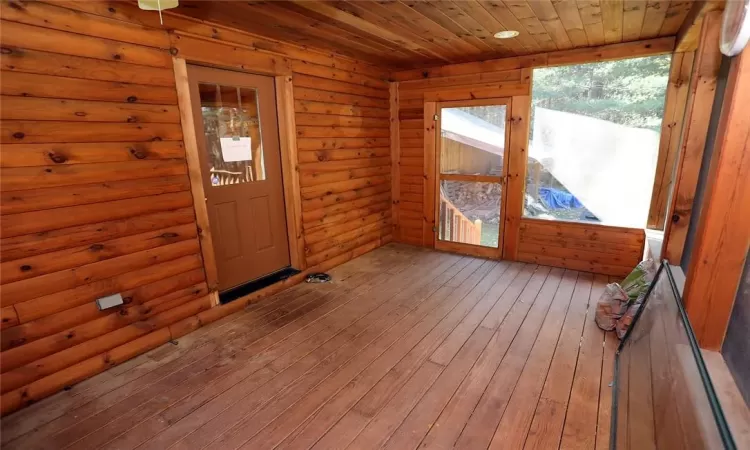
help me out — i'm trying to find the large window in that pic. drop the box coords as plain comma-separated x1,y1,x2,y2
524,56,671,228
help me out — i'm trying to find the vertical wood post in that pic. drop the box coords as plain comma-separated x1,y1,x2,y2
439,199,446,240
663,11,723,262
390,82,400,242
275,75,306,271
172,57,219,292
503,95,531,260
683,48,750,350
647,51,694,230
423,102,437,247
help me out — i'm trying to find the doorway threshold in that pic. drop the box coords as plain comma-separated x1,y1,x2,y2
219,266,301,305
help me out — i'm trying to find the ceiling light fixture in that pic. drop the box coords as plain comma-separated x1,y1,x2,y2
494,30,520,39
138,0,179,24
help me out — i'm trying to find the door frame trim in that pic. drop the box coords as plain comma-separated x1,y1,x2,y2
172,57,305,300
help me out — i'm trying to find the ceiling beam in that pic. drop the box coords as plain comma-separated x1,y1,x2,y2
289,1,446,62
391,37,676,81
675,0,725,52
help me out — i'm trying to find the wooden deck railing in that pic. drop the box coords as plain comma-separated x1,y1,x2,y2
438,190,482,245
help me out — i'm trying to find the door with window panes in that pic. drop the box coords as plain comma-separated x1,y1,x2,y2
434,98,511,259
187,65,290,291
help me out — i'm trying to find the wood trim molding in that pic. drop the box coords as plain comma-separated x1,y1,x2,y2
521,217,647,236
663,11,723,262
439,174,504,183
275,75,306,271
675,0,725,52
390,82,400,241
435,240,501,259
435,97,513,108
391,37,676,81
423,101,437,247
647,51,694,230
683,48,750,351
503,95,531,260
170,32,293,76
172,57,219,292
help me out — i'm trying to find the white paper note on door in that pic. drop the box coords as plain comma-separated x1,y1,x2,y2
220,137,252,162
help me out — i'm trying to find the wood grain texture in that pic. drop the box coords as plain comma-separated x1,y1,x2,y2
0,246,614,450
504,94,531,259
663,11,723,262
168,1,690,69
171,57,218,292
0,0,391,416
392,37,675,81
683,47,750,350
393,38,670,259
675,1,725,52
396,66,532,251
390,83,401,241
517,219,645,277
423,102,437,248
647,51,694,230
0,0,704,423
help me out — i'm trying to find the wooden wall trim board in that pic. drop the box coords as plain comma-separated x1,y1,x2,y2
663,11,723,262
169,32,293,76
517,218,646,277
390,82,400,241
503,94,532,260
172,57,218,291
275,75,306,271
0,0,391,416
675,0,725,52
423,101,437,248
391,37,676,81
683,48,750,351
647,50,694,230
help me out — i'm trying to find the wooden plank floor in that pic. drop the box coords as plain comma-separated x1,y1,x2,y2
1,243,616,450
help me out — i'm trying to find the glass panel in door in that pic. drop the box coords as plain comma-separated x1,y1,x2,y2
437,103,508,250
198,83,266,186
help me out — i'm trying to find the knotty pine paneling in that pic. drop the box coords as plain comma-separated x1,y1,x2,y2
170,0,693,69
393,61,647,277
517,219,646,277
395,67,531,247
0,0,390,415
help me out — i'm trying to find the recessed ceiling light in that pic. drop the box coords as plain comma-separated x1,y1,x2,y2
494,30,520,39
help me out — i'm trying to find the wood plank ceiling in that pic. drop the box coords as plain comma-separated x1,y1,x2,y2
175,0,696,69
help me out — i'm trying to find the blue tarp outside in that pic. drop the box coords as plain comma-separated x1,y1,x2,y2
539,187,584,210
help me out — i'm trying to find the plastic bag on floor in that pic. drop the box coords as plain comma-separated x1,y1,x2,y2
615,303,640,339
595,283,629,331
615,291,648,339
594,259,656,333
620,259,657,302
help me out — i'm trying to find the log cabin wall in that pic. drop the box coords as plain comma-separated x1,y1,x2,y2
394,63,533,247
0,0,391,415
391,40,668,276
516,220,646,277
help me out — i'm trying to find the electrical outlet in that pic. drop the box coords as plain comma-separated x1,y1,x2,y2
96,293,124,311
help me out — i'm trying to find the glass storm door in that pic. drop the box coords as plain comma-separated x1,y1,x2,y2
187,65,290,291
435,98,511,259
